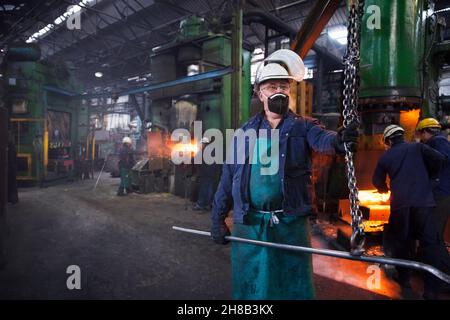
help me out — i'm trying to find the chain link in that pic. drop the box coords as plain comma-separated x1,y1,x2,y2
342,0,365,256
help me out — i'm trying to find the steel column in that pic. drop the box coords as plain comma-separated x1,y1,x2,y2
231,0,244,129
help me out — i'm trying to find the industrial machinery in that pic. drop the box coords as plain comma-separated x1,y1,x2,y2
144,15,252,198
2,43,89,184
130,130,171,194
336,0,450,245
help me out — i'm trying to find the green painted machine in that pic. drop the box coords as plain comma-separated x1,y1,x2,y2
335,0,449,245
3,44,89,184
148,16,252,133
360,0,426,102
146,15,252,197
356,0,446,188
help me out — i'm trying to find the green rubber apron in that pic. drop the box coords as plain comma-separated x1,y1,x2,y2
231,135,315,300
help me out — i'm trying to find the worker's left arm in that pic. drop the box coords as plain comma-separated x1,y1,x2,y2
305,118,338,154
305,119,359,154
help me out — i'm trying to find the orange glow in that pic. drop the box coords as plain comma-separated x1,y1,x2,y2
363,220,387,232
171,141,200,156
400,109,421,142
359,189,391,228
365,204,390,210
358,189,390,205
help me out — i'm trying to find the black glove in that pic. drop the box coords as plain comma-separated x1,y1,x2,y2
336,121,359,153
211,220,231,245
377,186,389,194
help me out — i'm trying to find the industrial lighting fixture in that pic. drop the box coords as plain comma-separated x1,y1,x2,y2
94,72,103,78
328,26,348,45
187,64,199,76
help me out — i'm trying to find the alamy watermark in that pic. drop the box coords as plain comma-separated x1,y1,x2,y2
66,265,81,290
366,5,381,30
66,5,82,30
171,121,280,176
366,264,381,290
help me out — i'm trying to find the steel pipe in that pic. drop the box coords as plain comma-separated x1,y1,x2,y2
172,226,450,284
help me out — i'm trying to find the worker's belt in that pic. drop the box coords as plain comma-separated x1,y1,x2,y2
251,209,284,227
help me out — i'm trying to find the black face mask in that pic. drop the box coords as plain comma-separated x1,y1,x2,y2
267,93,289,115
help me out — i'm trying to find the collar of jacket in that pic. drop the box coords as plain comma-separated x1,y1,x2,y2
244,110,298,131
391,139,406,147
428,133,447,143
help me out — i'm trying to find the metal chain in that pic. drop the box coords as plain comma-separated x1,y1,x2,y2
342,0,365,256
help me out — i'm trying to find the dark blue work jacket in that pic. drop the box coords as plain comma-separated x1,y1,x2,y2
211,111,338,227
372,140,446,210
426,134,450,198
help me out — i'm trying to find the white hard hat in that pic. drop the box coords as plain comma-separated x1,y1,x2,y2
255,49,305,84
256,63,293,84
122,136,132,144
383,125,405,141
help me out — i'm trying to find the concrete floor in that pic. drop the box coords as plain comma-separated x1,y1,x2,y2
0,174,441,299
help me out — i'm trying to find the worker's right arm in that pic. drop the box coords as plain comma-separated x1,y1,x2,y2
212,163,233,219
210,161,233,244
372,157,389,193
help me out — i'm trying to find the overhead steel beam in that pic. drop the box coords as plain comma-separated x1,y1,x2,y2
0,0,63,47
270,0,309,12
84,66,233,98
241,8,341,65
42,0,162,63
290,0,342,59
43,85,78,96
155,0,193,16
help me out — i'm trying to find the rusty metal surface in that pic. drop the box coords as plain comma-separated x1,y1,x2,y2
290,0,342,59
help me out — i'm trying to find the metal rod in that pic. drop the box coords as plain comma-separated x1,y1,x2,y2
172,226,450,284
94,154,108,191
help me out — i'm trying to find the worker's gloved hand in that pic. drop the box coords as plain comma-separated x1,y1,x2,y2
335,121,359,153
377,186,389,194
211,220,231,245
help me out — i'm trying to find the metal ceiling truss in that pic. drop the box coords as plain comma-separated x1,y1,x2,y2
1,0,348,93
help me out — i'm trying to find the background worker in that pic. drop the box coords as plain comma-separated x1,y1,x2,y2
416,118,450,241
372,124,448,299
117,136,135,196
210,49,359,299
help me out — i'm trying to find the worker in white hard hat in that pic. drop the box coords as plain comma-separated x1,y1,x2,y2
117,136,135,196
211,49,359,299
373,124,450,299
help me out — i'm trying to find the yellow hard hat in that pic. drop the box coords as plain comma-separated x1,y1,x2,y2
416,118,441,131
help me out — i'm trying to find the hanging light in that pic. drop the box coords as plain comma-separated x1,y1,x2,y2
328,26,348,45
94,71,103,78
